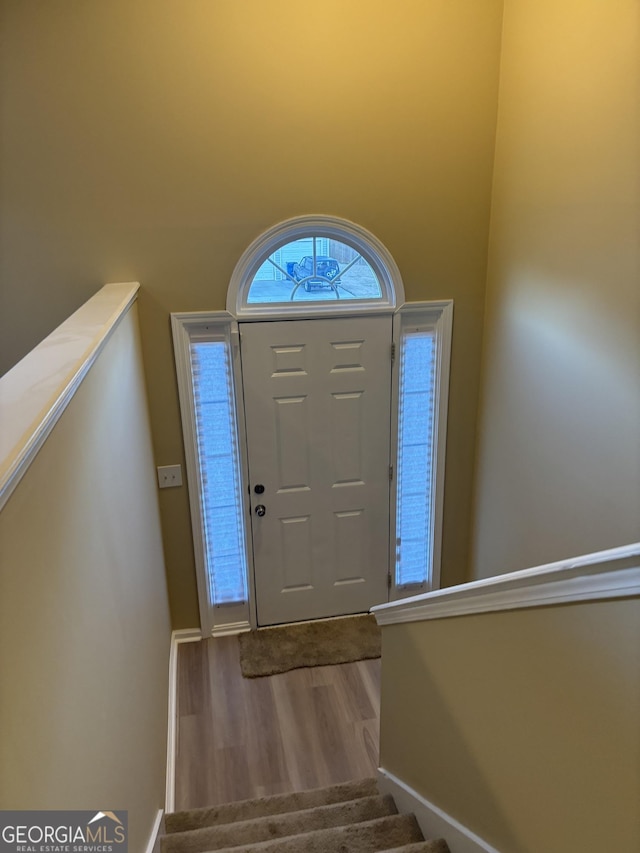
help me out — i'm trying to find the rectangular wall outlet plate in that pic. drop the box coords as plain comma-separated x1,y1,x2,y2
157,464,183,489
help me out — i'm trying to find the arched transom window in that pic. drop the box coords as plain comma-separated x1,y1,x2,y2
228,215,404,319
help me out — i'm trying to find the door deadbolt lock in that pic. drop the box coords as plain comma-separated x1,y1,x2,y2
255,504,266,517
254,484,265,494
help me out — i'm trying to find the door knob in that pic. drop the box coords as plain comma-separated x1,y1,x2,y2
255,504,266,517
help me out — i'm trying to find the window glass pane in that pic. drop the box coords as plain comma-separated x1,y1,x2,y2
246,236,382,304
395,330,437,588
190,340,248,605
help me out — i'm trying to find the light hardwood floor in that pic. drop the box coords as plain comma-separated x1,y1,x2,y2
175,636,381,809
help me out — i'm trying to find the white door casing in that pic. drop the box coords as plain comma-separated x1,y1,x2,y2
171,301,452,636
171,215,452,637
240,315,392,626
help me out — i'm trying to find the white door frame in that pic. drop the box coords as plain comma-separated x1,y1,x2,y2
172,300,453,637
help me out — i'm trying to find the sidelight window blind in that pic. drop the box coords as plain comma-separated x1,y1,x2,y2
190,339,248,605
395,328,437,588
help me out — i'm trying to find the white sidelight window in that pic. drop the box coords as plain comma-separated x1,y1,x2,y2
391,303,453,597
396,330,437,587
172,316,253,635
190,339,248,606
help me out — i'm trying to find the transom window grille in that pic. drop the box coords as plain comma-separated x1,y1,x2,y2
228,215,403,318
247,236,382,303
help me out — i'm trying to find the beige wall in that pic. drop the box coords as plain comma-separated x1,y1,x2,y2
0,0,504,625
0,306,172,853
380,599,640,852
471,0,640,578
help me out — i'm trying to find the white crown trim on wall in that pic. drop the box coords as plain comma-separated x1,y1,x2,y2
372,543,640,625
0,282,140,513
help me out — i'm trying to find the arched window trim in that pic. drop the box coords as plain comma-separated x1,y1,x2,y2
227,215,405,319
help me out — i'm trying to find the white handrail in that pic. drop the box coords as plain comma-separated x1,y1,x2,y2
0,282,140,511
372,542,640,625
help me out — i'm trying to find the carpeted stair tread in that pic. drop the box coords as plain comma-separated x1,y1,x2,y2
380,841,451,853
162,779,450,853
172,813,424,853
165,778,379,834
161,795,397,853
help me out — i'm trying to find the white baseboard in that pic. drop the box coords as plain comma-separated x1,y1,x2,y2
165,628,202,813
211,620,251,637
377,768,500,853
144,809,164,853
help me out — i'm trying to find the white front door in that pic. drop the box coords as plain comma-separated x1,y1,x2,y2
240,316,392,626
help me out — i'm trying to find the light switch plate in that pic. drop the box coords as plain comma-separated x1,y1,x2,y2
157,464,183,489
